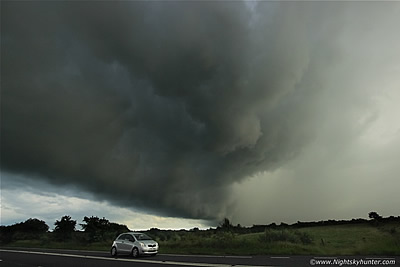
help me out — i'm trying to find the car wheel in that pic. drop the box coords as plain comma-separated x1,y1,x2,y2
132,247,139,258
111,247,118,257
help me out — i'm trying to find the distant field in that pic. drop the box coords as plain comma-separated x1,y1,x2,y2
158,223,400,255
3,223,400,255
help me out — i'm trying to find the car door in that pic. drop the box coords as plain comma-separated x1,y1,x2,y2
115,234,130,253
124,234,135,252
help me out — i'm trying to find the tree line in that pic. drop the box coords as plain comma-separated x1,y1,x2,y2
217,212,400,234
1,212,398,245
0,215,129,244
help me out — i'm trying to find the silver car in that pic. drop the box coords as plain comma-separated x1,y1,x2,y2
111,232,159,257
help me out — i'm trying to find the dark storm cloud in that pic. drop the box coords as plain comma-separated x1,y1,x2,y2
3,2,396,220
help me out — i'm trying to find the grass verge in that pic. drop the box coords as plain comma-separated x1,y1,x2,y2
2,223,399,255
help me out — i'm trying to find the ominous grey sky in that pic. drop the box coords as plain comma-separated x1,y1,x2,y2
1,1,400,228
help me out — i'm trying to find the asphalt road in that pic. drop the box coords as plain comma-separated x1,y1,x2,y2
0,248,398,267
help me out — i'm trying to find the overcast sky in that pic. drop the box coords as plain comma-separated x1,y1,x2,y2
1,1,400,230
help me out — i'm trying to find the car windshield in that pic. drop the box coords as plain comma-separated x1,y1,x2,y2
134,234,152,240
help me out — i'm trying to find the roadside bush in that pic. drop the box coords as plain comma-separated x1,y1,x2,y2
214,232,236,247
261,229,294,243
0,218,49,244
80,216,129,242
54,215,76,241
295,231,313,244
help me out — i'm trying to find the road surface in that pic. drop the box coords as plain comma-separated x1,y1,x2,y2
0,248,397,267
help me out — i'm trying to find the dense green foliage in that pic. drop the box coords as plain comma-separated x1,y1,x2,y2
151,223,400,255
0,216,129,245
1,215,399,255
0,218,48,243
54,215,76,240
80,216,129,242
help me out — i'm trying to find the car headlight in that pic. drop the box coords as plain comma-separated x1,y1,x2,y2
140,242,146,248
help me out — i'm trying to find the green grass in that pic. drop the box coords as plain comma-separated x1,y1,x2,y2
299,223,400,255
4,233,111,252
6,240,111,252
157,223,400,255
2,223,400,255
